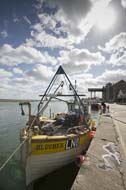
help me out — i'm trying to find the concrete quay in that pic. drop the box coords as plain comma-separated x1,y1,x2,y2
72,106,126,190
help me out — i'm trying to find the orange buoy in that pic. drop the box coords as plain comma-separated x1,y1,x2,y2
90,130,95,138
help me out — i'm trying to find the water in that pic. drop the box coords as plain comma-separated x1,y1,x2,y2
0,102,99,190
0,102,27,190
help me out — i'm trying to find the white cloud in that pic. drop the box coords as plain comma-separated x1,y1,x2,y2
38,13,57,31
0,69,13,78
48,0,91,26
26,64,54,81
9,70,52,99
121,0,126,8
53,0,112,41
70,69,126,97
1,65,125,99
69,72,94,95
28,11,78,49
12,77,32,85
99,33,126,66
0,79,40,99
78,0,113,37
69,68,126,96
0,66,51,99
0,30,8,38
97,69,126,84
13,67,24,74
0,44,57,66
27,29,73,49
58,48,105,73
26,0,112,49
1,0,123,99
99,32,126,53
30,5,86,48
37,0,91,21
108,50,126,66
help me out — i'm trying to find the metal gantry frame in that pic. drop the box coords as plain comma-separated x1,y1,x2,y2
37,66,86,116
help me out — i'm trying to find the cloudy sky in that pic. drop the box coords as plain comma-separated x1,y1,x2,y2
0,0,126,99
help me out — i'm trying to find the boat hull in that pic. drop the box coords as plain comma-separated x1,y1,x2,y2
22,131,91,185
91,104,100,111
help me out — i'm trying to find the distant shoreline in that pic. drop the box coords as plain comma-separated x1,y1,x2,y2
0,99,39,102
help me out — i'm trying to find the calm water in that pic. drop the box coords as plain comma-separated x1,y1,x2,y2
0,102,98,190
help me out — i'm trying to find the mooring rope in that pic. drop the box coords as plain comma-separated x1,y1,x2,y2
0,107,39,172
0,136,30,172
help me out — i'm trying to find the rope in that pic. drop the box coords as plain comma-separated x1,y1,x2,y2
0,136,30,171
0,104,38,172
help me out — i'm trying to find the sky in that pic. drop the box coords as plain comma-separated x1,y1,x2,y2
0,0,126,99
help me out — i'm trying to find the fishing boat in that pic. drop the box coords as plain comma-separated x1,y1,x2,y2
20,66,95,185
90,98,100,111
91,103,100,111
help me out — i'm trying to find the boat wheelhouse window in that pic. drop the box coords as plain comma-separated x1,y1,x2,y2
67,102,79,112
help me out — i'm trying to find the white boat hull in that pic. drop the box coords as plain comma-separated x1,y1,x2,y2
21,131,91,185
26,144,89,185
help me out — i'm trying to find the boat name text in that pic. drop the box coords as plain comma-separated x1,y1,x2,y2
35,143,64,150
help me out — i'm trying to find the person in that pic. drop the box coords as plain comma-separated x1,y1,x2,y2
101,102,106,113
106,105,109,113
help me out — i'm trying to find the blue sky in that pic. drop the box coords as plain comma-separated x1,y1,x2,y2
0,0,126,99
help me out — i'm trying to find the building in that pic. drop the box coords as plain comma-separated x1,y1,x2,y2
102,80,126,103
102,83,113,103
113,80,126,103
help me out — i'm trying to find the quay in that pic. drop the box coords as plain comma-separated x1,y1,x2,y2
72,104,126,190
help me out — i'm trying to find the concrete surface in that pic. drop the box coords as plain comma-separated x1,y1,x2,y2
109,104,126,189
71,109,126,190
109,104,126,160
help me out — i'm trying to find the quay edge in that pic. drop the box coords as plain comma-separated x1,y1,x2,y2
71,112,126,190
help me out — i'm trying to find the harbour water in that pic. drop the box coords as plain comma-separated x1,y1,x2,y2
0,102,99,190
